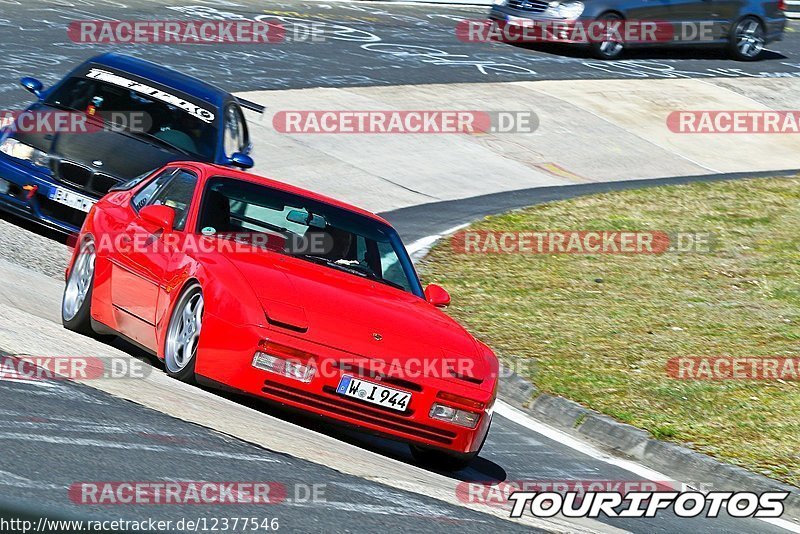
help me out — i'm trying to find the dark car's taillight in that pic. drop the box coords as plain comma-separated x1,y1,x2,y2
778,0,786,10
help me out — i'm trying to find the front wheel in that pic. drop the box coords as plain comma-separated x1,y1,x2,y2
164,284,204,383
729,17,766,61
591,14,626,60
62,239,96,336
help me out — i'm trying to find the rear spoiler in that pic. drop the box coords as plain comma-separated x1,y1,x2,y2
235,97,265,114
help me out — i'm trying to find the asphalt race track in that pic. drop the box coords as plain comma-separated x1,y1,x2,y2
1,0,800,107
0,1,799,533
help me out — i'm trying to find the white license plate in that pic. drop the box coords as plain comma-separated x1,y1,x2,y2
0,180,9,195
336,375,412,412
49,186,95,213
507,16,529,25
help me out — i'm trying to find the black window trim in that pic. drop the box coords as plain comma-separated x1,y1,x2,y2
130,167,199,218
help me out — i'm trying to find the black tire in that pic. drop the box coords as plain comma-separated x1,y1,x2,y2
728,17,766,61
591,13,626,60
62,239,96,336
163,283,203,383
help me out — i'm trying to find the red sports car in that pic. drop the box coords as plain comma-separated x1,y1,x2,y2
61,162,498,470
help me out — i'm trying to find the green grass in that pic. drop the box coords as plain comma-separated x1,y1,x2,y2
420,177,800,487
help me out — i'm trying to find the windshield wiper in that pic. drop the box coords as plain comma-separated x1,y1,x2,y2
128,130,193,157
298,255,406,291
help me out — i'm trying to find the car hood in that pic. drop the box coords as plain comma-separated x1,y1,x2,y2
220,248,489,381
11,103,187,181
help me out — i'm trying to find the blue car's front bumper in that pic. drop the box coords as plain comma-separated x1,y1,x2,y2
0,154,85,235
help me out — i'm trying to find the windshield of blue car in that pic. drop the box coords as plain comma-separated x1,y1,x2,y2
196,177,423,297
45,76,217,160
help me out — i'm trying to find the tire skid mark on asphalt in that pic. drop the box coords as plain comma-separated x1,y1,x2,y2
0,469,65,490
1,420,178,436
159,477,485,523
0,375,109,405
0,432,284,463
282,499,487,523
332,481,472,519
0,407,185,437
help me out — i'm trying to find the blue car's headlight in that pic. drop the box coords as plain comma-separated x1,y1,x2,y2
0,138,50,168
544,1,585,18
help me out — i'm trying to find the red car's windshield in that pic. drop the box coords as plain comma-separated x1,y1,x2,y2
196,176,423,296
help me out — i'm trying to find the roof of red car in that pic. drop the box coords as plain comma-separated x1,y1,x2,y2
182,162,392,228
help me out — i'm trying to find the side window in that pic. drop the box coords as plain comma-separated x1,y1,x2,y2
132,169,176,211
223,104,248,158
378,241,411,292
147,170,198,231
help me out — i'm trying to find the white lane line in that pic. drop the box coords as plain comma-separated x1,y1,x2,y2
496,401,800,533
407,224,469,261
0,432,282,464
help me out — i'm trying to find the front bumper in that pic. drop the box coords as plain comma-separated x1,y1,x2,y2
195,314,495,454
0,154,89,234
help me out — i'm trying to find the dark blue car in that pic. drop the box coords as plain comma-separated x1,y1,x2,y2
0,53,263,234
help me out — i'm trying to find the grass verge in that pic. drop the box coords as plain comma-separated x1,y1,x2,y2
420,177,800,486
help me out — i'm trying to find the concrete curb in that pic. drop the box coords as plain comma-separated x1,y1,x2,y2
497,370,800,521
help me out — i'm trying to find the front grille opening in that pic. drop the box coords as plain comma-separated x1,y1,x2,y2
54,160,120,196
57,161,92,188
507,0,548,12
262,379,457,445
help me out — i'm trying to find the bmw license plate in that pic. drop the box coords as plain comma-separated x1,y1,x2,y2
336,375,411,412
49,186,95,213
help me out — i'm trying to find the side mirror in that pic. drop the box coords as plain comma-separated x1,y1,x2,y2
229,152,254,169
139,204,175,232
20,77,44,99
425,284,451,308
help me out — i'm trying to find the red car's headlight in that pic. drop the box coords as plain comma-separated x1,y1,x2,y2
252,340,316,383
429,403,481,429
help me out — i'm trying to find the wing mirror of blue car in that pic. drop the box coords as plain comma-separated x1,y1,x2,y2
139,204,175,233
20,77,44,99
425,284,451,308
229,152,254,169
